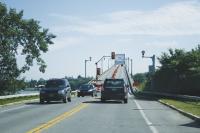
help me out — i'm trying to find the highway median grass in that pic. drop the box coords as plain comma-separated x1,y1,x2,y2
160,98,200,117
0,95,39,106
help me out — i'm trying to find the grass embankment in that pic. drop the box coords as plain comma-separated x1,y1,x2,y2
160,98,200,117
0,95,39,105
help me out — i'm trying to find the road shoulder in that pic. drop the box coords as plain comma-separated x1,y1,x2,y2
159,99,200,123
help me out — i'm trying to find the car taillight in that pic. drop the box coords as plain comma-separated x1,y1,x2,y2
124,87,127,92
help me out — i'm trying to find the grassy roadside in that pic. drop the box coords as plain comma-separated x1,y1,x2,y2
0,95,39,105
160,98,200,117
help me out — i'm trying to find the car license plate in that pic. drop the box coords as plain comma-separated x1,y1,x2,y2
112,88,117,91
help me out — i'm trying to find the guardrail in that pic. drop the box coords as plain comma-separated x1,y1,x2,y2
0,90,78,100
141,91,200,101
0,93,39,100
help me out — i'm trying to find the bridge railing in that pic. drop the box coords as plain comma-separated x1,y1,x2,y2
124,66,137,95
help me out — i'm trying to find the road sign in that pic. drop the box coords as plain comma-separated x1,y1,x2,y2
115,54,125,65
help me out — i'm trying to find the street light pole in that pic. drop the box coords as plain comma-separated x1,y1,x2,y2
85,57,92,78
152,55,155,72
141,51,156,90
130,59,133,76
141,50,155,73
95,62,98,80
125,57,130,72
85,60,87,78
95,55,110,74
128,57,130,72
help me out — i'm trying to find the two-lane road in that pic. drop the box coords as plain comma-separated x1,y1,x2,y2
0,95,199,133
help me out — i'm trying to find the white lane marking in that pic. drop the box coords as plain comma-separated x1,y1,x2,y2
134,100,159,133
0,105,30,113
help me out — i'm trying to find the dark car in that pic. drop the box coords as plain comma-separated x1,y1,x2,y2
40,78,71,103
77,84,97,97
101,78,128,103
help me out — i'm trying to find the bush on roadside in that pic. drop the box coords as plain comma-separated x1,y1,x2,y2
146,45,200,96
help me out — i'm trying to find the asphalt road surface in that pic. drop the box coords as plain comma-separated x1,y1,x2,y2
0,95,199,133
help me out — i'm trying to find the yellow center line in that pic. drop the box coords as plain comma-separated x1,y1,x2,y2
26,103,89,133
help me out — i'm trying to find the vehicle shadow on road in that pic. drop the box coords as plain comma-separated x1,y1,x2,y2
180,121,200,128
133,95,158,101
25,101,64,105
83,100,123,104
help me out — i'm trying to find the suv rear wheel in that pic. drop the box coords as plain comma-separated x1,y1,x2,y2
124,98,128,104
40,99,44,104
101,98,106,102
63,98,67,103
67,97,71,102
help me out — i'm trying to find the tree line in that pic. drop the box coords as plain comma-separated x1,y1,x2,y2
22,76,92,91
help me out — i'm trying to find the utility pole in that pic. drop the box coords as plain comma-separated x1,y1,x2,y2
85,57,92,78
108,58,110,69
128,57,130,72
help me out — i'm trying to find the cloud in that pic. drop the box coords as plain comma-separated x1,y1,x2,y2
144,41,179,49
49,36,85,52
50,1,200,36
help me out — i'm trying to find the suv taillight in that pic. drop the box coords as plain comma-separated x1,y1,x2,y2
124,87,127,92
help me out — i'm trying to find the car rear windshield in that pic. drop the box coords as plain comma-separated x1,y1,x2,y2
104,80,124,88
45,80,65,88
80,85,92,90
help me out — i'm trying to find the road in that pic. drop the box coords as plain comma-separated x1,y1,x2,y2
0,95,199,133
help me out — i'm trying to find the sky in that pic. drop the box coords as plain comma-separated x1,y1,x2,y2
1,0,200,80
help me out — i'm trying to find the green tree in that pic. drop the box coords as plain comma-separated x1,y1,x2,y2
133,73,147,84
0,3,56,95
152,45,200,95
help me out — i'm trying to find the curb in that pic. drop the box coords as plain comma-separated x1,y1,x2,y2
159,100,200,123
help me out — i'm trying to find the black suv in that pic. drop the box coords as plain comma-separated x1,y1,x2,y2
101,78,128,103
40,79,71,103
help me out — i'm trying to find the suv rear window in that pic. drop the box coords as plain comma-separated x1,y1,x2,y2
104,79,124,88
46,79,65,88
